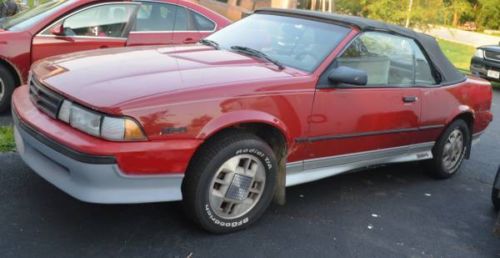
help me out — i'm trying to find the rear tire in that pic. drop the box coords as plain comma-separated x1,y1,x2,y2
0,66,16,113
182,131,277,233
426,119,470,179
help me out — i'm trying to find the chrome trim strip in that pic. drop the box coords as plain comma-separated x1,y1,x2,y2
36,34,127,40
285,142,435,187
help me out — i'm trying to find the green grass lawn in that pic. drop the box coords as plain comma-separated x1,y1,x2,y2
0,126,15,153
437,39,476,72
437,38,500,88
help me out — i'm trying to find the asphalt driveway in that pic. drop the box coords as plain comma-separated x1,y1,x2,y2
0,90,499,258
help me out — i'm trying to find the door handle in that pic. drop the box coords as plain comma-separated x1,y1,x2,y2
402,96,418,103
99,45,109,49
183,38,195,43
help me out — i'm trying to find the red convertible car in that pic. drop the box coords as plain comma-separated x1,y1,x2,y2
12,9,493,233
0,0,230,112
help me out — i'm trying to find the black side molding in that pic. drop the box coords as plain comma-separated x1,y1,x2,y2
295,125,445,143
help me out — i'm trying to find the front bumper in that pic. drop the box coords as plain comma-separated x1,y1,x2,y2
13,111,184,204
470,57,500,82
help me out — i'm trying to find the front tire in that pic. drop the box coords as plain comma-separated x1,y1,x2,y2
426,119,470,179
0,66,16,113
182,132,277,233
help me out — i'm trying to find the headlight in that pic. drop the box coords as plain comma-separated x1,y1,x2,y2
70,105,101,137
474,49,484,58
57,100,146,141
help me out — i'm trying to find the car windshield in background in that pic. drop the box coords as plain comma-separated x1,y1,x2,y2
205,14,351,72
1,0,69,31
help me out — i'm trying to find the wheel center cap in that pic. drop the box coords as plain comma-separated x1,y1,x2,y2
225,174,253,201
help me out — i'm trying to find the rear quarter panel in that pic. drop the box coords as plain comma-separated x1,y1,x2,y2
419,77,493,142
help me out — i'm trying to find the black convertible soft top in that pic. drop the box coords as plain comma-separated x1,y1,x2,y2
255,8,466,85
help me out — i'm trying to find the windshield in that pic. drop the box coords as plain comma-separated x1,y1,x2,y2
1,0,69,31
206,14,351,72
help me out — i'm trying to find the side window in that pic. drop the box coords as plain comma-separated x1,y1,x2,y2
174,7,190,31
412,41,437,85
134,2,176,32
62,4,136,38
191,11,215,31
337,32,436,86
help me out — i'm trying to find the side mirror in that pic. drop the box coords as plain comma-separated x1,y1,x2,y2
328,66,367,86
50,23,65,36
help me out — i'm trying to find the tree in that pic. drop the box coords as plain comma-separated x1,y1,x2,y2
317,0,495,30
443,0,473,26
476,0,500,30
408,0,445,28
405,0,413,28
334,0,365,15
366,0,408,25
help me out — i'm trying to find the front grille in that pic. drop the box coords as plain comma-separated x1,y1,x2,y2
29,78,64,119
485,51,500,62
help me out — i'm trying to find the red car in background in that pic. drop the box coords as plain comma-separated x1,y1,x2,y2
0,0,230,111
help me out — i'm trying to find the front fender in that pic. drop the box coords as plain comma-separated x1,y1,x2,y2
197,110,291,144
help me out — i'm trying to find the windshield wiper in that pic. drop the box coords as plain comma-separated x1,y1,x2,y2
230,45,285,70
199,39,219,50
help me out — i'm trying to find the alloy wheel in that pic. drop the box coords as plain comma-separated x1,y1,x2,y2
442,129,465,172
209,154,267,220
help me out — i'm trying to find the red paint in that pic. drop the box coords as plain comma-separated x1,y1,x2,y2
0,0,230,84
13,27,494,176
309,87,422,158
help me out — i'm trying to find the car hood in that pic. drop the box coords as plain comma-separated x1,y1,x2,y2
32,45,302,113
480,45,500,52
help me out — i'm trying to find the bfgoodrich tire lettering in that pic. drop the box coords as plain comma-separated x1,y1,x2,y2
182,132,277,233
426,119,470,179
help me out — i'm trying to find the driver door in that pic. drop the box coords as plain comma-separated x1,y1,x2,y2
31,2,139,62
308,32,423,165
